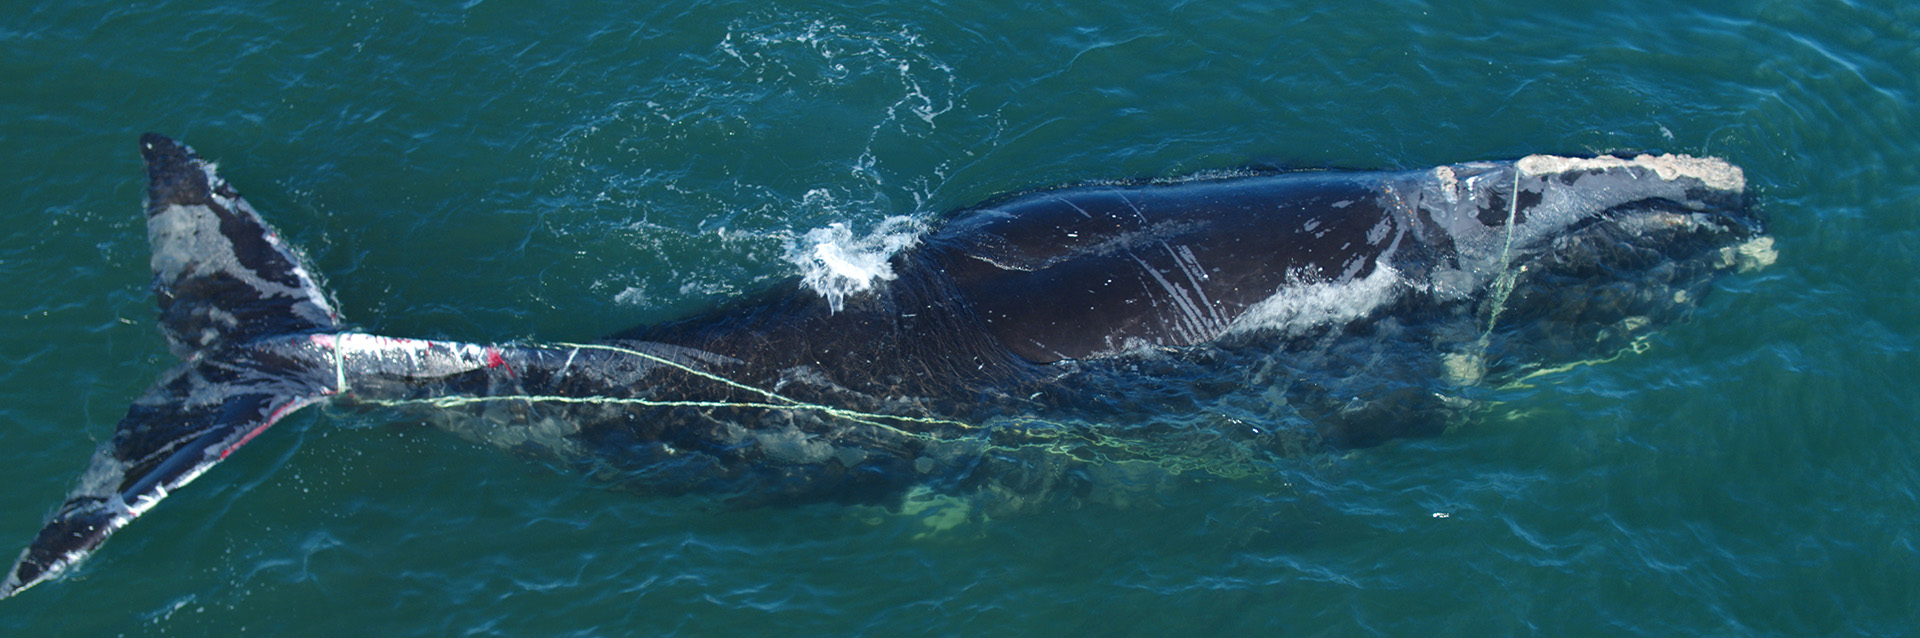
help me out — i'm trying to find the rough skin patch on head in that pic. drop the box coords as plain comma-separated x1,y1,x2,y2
1516,154,1746,192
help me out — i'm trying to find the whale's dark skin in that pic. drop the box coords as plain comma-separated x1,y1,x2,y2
1,134,1767,599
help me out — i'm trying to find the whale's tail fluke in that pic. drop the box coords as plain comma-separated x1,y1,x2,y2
1,135,345,599
140,133,343,357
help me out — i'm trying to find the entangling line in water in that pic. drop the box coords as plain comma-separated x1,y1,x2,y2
1481,168,1525,343
339,339,1265,477
343,340,978,436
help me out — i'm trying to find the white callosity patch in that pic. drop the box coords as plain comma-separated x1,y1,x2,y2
1418,154,1740,291
1517,153,1746,192
1432,165,1460,202
786,215,926,311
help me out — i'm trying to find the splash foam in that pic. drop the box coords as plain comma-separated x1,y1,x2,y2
785,216,925,311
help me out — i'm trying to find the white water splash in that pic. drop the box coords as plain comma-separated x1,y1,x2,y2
784,214,926,312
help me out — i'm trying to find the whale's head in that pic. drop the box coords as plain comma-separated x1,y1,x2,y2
1399,153,1771,380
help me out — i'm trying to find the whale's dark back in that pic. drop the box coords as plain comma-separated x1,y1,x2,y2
923,174,1407,363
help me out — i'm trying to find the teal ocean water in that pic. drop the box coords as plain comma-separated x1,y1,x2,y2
3,0,1916,635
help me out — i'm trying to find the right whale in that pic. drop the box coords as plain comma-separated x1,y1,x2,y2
2,135,1771,599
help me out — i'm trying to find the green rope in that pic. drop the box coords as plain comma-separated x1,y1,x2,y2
1480,168,1524,344
340,339,979,439
553,341,979,431
336,340,1270,479
556,342,805,407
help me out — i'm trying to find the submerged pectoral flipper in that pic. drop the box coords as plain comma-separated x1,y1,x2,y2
1,136,345,599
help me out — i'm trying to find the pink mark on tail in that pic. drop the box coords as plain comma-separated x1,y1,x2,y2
485,347,514,376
